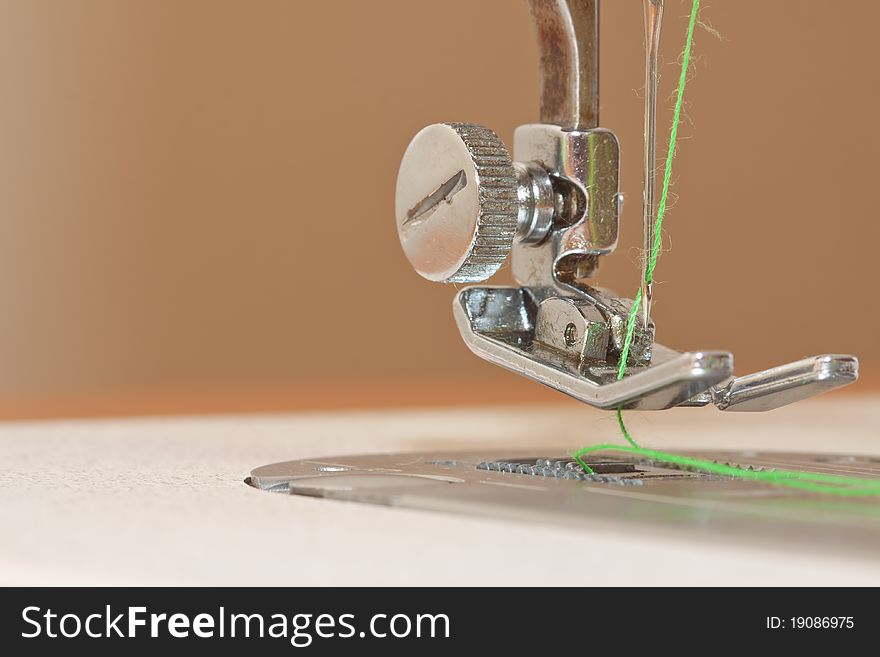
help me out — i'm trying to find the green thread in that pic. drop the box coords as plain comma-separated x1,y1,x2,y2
572,0,880,497
648,0,697,286
575,407,638,474
572,445,880,498
616,407,638,448
618,0,700,381
616,289,643,381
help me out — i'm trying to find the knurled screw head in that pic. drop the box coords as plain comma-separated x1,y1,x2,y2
395,123,518,283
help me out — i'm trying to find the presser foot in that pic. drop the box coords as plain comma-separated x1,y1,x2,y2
453,286,858,411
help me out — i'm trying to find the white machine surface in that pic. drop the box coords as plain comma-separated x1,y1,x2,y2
1,397,879,586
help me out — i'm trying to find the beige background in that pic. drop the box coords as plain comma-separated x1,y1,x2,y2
0,1,876,417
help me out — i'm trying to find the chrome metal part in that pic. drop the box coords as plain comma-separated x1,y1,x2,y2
395,123,518,283
453,287,727,410
513,162,554,244
392,0,859,412
533,289,654,366
714,355,859,412
527,0,599,129
511,124,621,286
534,296,611,362
248,449,880,558
453,285,857,411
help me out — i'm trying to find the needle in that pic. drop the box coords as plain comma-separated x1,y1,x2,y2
641,0,663,331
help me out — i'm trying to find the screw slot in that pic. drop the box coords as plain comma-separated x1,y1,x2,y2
564,322,578,347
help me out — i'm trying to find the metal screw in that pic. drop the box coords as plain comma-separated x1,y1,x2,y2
564,322,578,347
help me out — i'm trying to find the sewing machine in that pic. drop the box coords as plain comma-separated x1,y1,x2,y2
247,0,878,559
2,0,878,588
